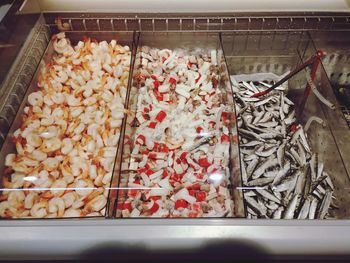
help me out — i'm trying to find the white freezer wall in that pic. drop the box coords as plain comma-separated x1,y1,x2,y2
21,0,350,13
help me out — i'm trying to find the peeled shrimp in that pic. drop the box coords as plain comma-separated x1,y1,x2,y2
34,170,53,188
102,172,112,185
40,126,58,139
43,157,60,171
8,191,25,208
24,192,38,209
48,197,65,217
5,154,15,167
63,208,81,218
50,179,67,197
66,94,81,106
62,192,76,208
21,157,39,167
75,179,94,197
52,92,65,104
0,201,12,217
85,195,107,212
40,137,61,153
30,201,48,218
61,138,74,155
11,161,32,174
54,37,73,55
61,164,74,184
28,91,43,107
11,173,25,188
26,133,43,148
31,149,47,161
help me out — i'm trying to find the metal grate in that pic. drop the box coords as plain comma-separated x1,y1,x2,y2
2,13,350,147
0,16,51,147
340,105,350,127
43,14,350,33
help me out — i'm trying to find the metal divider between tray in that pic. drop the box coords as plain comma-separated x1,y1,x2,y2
307,32,350,180
109,31,140,218
219,32,247,218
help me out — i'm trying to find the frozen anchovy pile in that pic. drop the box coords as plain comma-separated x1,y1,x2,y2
232,80,334,219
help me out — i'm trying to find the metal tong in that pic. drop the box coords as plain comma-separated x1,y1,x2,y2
251,49,326,98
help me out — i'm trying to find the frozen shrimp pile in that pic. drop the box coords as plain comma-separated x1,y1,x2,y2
233,81,334,219
0,33,131,218
121,47,234,217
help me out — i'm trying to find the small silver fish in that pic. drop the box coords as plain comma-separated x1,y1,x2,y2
297,198,311,219
277,141,286,167
308,197,318,219
246,177,274,187
264,170,279,178
242,81,259,93
255,146,278,157
310,175,327,193
273,206,284,219
253,157,278,178
246,158,260,179
244,191,257,197
317,190,333,219
254,96,275,107
255,188,281,204
284,110,296,125
299,128,311,153
240,141,262,147
284,194,301,219
247,207,258,216
296,140,307,165
246,196,267,217
259,112,273,123
265,201,279,211
294,166,308,195
290,147,303,166
244,154,259,162
257,121,279,128
240,157,248,184
272,161,290,186
239,129,265,142
272,172,298,192
252,111,265,124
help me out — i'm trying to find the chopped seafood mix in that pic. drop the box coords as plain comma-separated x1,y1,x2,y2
120,47,236,218
233,80,334,219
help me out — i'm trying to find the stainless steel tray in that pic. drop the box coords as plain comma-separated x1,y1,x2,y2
0,31,135,218
114,32,245,218
221,31,350,219
310,31,350,177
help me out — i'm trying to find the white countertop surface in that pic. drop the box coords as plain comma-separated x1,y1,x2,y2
20,0,350,13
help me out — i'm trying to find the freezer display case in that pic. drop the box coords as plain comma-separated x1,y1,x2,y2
1,1,350,259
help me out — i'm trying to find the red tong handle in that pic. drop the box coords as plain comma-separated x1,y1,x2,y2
251,49,326,98
297,50,326,116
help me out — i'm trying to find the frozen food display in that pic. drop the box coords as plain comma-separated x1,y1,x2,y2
120,46,236,218
0,33,131,218
232,79,334,219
